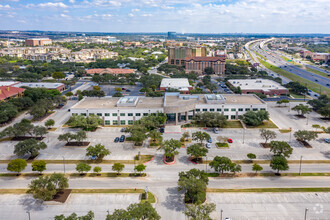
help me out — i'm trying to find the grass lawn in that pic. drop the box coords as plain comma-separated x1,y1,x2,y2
224,120,243,128
258,58,330,95
290,93,307,99
246,120,278,129
281,56,290,62
255,51,267,60
305,66,329,78
206,187,330,193
279,129,291,133
216,143,229,148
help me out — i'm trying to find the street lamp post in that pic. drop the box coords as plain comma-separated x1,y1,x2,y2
205,156,207,173
242,129,245,144
304,208,308,220
220,209,223,220
306,115,309,125
26,211,31,220
62,156,65,174
289,127,292,142
106,210,110,215
299,156,303,175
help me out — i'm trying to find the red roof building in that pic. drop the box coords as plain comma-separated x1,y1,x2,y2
185,56,226,75
0,86,25,101
86,68,135,75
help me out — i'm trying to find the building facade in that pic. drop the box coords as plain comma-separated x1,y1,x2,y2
168,32,177,40
14,82,65,92
0,86,25,101
25,38,52,46
160,78,193,94
70,93,267,125
185,57,226,75
168,47,207,66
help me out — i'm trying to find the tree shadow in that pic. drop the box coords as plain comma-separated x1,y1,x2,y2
161,187,185,212
320,151,330,159
178,155,194,165
19,194,45,212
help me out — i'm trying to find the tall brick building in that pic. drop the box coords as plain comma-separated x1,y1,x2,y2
185,57,226,75
168,47,207,66
25,38,52,46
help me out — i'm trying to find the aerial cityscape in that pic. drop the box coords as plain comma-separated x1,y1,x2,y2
0,0,329,219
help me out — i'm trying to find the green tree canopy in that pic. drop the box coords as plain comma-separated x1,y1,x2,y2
291,104,312,116
86,144,110,160
14,139,47,158
270,155,289,174
55,211,94,220
184,203,216,220
270,141,293,158
106,202,160,220
32,160,47,174
192,131,210,144
259,129,277,143
193,112,227,128
294,130,318,142
112,163,125,175
187,144,208,159
209,156,233,174
162,139,181,159
7,159,27,174
76,162,91,174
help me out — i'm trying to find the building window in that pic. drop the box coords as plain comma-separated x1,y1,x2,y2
231,108,236,112
238,108,243,112
89,113,94,116
253,108,258,111
224,108,229,112
105,120,110,125
128,120,134,125
210,108,215,112
245,108,250,111
231,115,236,119
97,113,102,116
260,108,266,111
113,120,118,125
217,108,221,112
136,113,141,116
120,120,125,125
176,60,180,65
72,113,78,116
81,113,87,116
171,59,174,65
112,113,117,116
196,109,200,112
143,113,148,116
225,115,228,119
128,113,133,116
203,109,207,112
105,113,110,116
120,113,125,116
188,116,193,120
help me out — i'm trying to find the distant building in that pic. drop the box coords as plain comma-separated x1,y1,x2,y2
0,86,25,101
168,47,207,66
168,32,177,40
25,38,52,46
0,81,20,87
227,79,289,96
311,53,330,63
14,82,65,92
160,78,193,94
86,68,135,75
185,57,226,75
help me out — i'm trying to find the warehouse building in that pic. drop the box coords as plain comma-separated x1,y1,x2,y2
70,93,267,125
160,78,193,94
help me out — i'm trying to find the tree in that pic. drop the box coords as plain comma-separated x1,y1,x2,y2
209,156,232,174
58,133,74,143
252,163,263,173
55,211,94,220
131,129,147,146
52,72,65,79
192,131,210,145
312,124,321,132
193,112,227,128
184,203,216,220
276,99,289,106
73,130,87,143
187,144,208,160
229,163,242,174
308,95,328,111
76,162,91,175
294,130,318,142
7,159,27,175
270,155,289,174
134,164,146,175
162,139,181,160
291,104,312,117
318,104,330,118
112,163,125,175
28,173,69,201
242,110,269,126
270,141,293,158
148,130,162,143
114,87,122,92
86,144,110,160
204,67,214,75
182,131,190,141
247,153,256,161
113,92,123,97
93,166,102,175
33,126,48,138
14,139,47,158
45,119,55,129
106,202,160,220
65,91,73,97
32,160,46,174
67,115,102,130
259,129,277,143
178,169,209,204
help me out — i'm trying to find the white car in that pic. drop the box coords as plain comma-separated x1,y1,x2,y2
206,143,211,149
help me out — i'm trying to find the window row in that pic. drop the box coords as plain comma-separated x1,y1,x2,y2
78,113,149,117
104,120,134,125
196,108,265,112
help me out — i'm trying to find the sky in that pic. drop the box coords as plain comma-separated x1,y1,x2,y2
0,0,329,33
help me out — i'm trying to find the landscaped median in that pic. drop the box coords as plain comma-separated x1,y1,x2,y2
0,188,156,203
206,187,330,193
206,172,330,178
196,159,330,164
0,172,147,178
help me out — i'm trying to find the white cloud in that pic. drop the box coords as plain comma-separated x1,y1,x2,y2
141,13,152,16
69,0,75,3
128,13,134,17
132,8,140,12
27,2,68,8
60,13,71,18
0,4,10,9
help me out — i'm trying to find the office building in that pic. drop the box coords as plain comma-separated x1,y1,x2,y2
0,86,25,101
185,57,226,75
168,32,177,40
14,82,65,92
228,79,289,96
160,78,193,94
70,93,267,125
25,38,52,46
168,46,207,66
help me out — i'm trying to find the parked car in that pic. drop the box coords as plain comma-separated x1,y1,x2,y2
208,137,212,143
114,137,119,143
160,127,165,133
120,128,126,132
227,138,233,143
213,127,219,134
120,135,125,142
206,142,211,149
122,88,126,90
126,89,131,92
325,138,330,143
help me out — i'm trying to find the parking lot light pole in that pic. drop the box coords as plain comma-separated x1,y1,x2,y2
220,209,223,220
26,211,31,220
106,210,110,215
304,208,308,220
205,156,207,173
62,156,65,174
242,129,245,144
299,156,303,175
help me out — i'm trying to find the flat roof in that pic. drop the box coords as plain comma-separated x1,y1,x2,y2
0,81,19,86
14,82,64,89
72,93,264,110
228,79,287,92
160,78,190,89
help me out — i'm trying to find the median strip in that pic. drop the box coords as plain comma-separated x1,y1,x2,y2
207,187,330,193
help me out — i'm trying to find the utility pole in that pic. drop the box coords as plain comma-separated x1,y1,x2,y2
299,156,303,175
304,208,308,220
205,156,207,173
242,129,245,144
62,156,66,174
26,211,31,220
220,209,223,220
